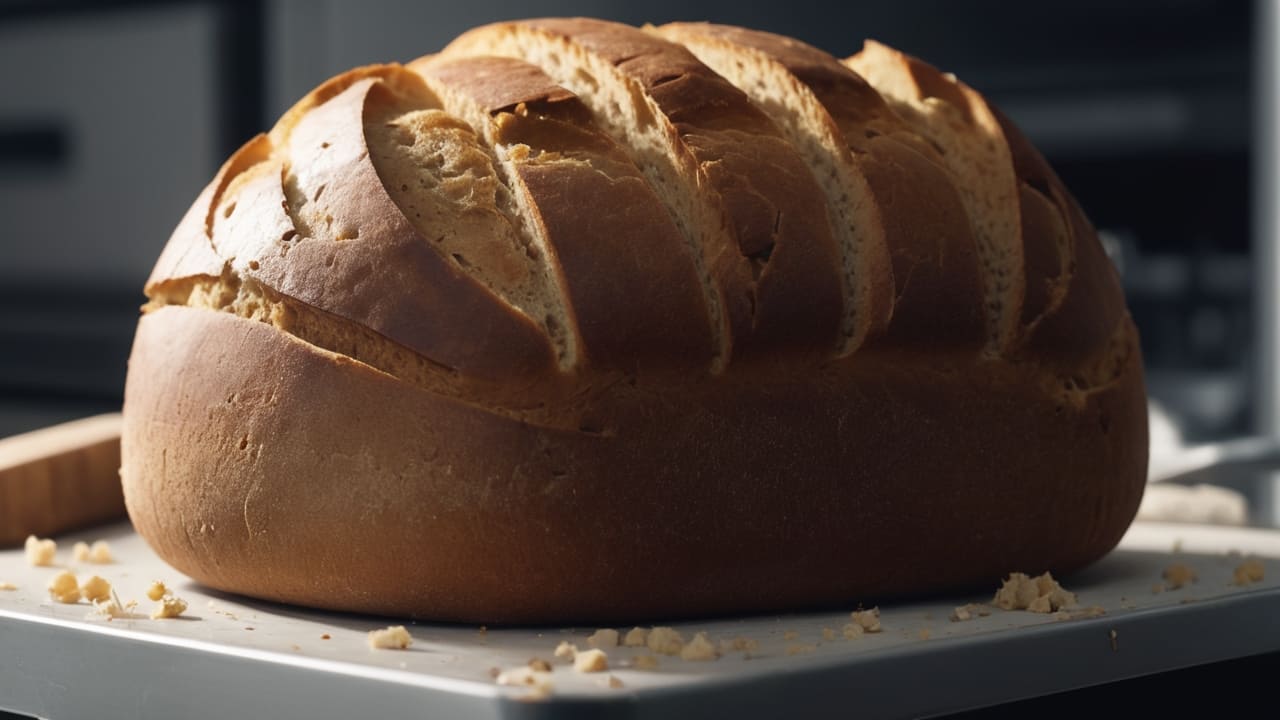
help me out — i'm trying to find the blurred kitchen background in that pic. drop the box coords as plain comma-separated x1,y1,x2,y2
0,0,1275,452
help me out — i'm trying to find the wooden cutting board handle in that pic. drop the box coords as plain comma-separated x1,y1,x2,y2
0,413,126,547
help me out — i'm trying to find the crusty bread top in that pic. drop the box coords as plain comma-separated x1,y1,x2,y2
846,40,1025,353
146,19,1133,410
412,54,717,371
444,18,849,364
655,22,984,350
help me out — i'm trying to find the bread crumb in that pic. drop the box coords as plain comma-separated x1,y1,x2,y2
0,582,16,591
786,643,815,656
918,629,931,640
1163,563,1197,589
994,572,1077,612
821,627,836,642
951,603,989,621
553,641,577,660
73,541,91,563
782,630,798,641
604,675,624,689
89,598,127,619
321,634,331,640
726,637,759,652
496,666,553,696
622,627,648,646
88,541,113,564
47,571,80,603
151,595,188,620
842,623,864,639
80,575,112,603
528,658,553,672
1232,558,1265,586
680,632,719,661
850,607,882,632
1109,629,1118,651
1027,594,1052,613
1151,583,1165,594
632,654,659,670
25,535,56,567
646,626,684,656
587,628,619,648
367,625,411,649
146,580,168,601
573,648,608,673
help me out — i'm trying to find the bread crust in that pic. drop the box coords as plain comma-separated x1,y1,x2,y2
123,22,1148,623
447,18,850,359
413,55,716,371
656,23,984,349
124,307,1145,623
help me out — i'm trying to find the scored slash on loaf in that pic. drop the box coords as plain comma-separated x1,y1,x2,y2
122,18,1147,623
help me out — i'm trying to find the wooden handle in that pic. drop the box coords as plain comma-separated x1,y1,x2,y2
0,413,126,547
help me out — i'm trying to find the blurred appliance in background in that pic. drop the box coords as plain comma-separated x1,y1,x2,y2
0,0,263,436
0,0,1265,445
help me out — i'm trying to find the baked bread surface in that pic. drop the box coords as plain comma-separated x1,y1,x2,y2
123,18,1147,622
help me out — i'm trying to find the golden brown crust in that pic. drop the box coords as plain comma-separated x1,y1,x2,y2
448,18,849,359
123,21,1148,623
412,55,716,371
657,22,983,349
123,308,1145,622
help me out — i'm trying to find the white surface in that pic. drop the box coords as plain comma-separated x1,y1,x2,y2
2,521,1280,719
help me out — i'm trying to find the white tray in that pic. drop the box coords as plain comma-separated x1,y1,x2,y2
2,521,1278,719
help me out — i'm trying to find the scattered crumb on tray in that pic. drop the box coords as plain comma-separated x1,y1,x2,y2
151,595,188,620
25,535,56,567
786,643,816,656
951,603,991,622
842,623,863,639
632,654,659,670
80,575,112,603
146,581,169,601
1162,563,1197,590
553,641,577,660
679,632,718,661
72,540,114,564
646,627,684,656
528,658,553,672
918,629,932,641
587,628,618,648
367,625,412,649
1232,558,1265,586
821,627,835,641
622,627,647,646
850,607,882,632
993,572,1077,613
47,571,80,603
1054,606,1106,621
0,582,16,591
782,630,798,641
573,648,608,673
496,666,553,697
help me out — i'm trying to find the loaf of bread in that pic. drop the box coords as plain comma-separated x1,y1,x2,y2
121,18,1147,623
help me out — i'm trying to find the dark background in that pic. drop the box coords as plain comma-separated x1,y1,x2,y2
0,1,1275,714
0,0,1262,444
